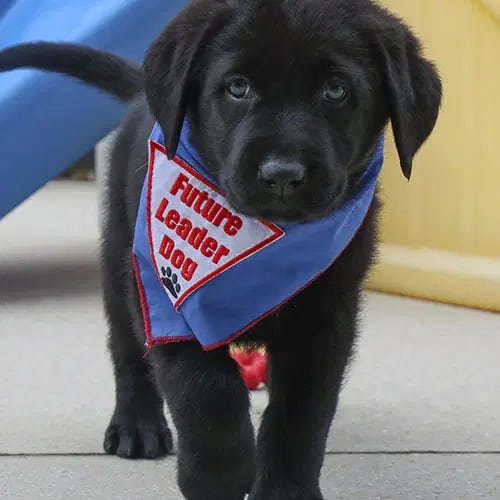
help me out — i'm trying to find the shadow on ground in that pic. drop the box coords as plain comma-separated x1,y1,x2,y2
0,256,101,303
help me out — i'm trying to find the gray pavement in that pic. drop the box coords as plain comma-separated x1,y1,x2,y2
1,181,500,499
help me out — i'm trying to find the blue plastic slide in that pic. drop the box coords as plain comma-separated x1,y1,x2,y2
0,0,186,219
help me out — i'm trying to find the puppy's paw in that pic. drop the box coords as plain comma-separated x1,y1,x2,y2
249,493,323,500
249,482,324,500
104,412,173,459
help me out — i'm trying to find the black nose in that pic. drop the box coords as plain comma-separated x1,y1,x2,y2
259,161,306,191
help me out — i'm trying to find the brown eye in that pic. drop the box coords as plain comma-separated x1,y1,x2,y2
323,80,348,102
227,77,251,99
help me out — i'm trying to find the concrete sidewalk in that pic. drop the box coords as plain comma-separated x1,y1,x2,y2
1,181,500,499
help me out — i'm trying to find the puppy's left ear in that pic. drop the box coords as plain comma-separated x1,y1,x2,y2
376,15,443,179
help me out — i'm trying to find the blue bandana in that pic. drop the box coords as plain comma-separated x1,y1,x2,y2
132,121,384,351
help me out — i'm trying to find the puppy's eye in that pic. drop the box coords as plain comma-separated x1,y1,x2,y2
323,80,348,102
227,77,251,100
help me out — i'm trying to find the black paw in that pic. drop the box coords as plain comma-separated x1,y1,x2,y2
161,266,181,298
248,483,324,500
104,412,174,460
248,494,323,500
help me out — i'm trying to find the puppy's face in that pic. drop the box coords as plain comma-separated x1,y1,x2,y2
144,0,442,223
194,6,387,222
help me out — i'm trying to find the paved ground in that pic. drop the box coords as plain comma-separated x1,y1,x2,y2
1,181,500,499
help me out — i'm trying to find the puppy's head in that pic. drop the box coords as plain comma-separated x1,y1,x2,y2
144,0,442,223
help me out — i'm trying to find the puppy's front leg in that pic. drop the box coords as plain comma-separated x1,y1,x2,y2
250,293,358,500
151,343,256,500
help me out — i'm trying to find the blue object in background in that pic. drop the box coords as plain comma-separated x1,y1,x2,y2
0,0,186,219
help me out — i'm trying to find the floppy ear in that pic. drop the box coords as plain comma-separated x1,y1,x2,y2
143,1,229,159
376,18,442,179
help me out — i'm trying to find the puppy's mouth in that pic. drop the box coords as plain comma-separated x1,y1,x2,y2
241,207,314,224
222,174,348,224
223,188,346,225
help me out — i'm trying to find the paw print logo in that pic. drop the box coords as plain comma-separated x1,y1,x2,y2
161,266,181,299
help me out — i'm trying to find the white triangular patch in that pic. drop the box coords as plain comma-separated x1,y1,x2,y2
146,141,284,309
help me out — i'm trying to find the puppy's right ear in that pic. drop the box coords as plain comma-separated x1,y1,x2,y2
143,1,229,159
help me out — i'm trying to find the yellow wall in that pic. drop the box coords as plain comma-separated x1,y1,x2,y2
368,0,500,311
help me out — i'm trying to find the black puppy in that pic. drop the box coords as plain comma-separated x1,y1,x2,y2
0,0,441,498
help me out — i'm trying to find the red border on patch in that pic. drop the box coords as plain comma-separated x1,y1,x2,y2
146,140,285,310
